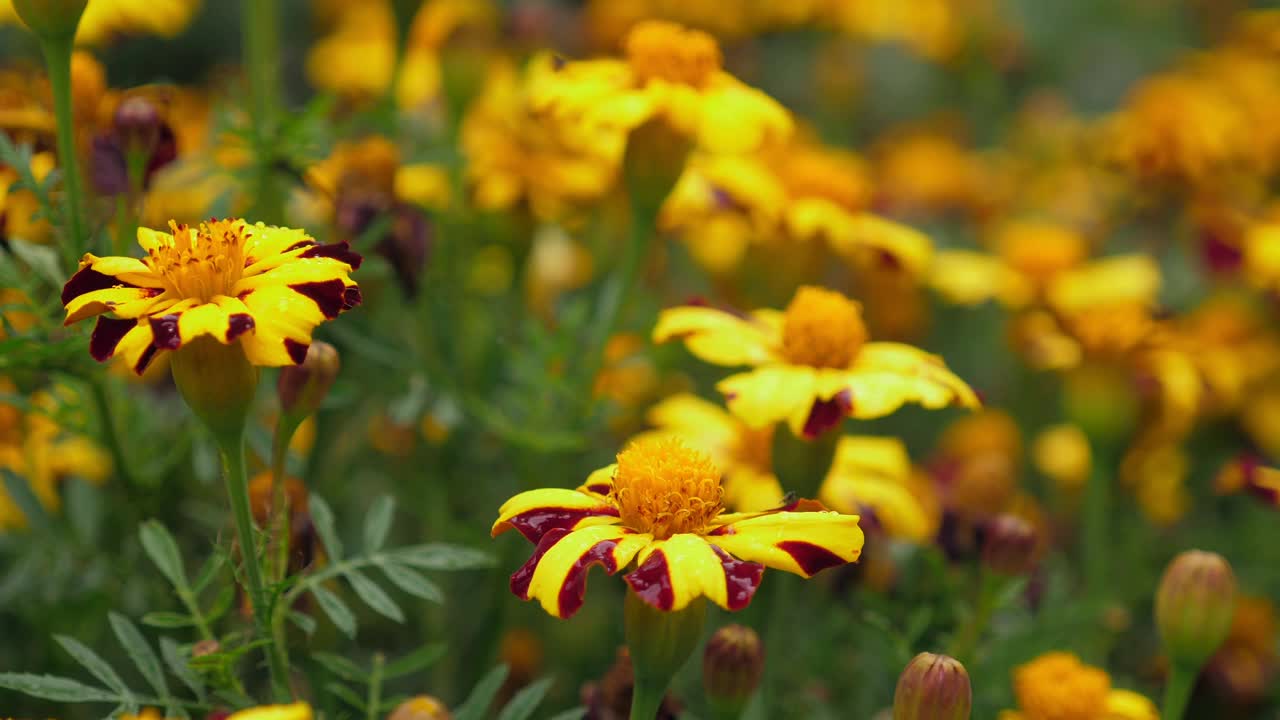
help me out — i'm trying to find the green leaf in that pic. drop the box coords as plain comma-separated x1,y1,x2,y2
453,664,510,720
6,238,63,288
326,681,367,711
363,495,395,552
311,585,357,638
546,710,586,720
159,637,204,703
204,584,236,623
109,613,169,699
64,478,102,544
392,543,494,571
2,469,50,531
191,544,228,594
496,676,553,720
310,495,343,561
55,635,131,700
0,673,117,703
288,610,317,636
382,643,447,680
141,612,195,629
313,652,367,683
379,562,444,604
345,568,405,622
139,520,187,590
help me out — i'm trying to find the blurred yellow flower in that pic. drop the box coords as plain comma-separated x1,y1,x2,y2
226,703,312,720
818,435,937,542
999,652,1158,720
1031,424,1091,491
1,0,200,44
654,286,978,438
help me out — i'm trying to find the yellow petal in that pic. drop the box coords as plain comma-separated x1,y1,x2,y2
626,533,762,612
819,436,931,541
929,249,1032,307
709,510,863,577
1103,689,1159,720
644,393,740,453
723,467,785,513
522,525,649,618
653,306,779,367
848,343,980,415
492,487,619,540
227,703,313,720
64,286,164,324
717,365,821,430
236,285,326,366
1047,254,1161,313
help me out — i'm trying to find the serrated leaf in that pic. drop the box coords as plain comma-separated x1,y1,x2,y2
379,562,444,604
382,643,447,680
109,613,168,699
392,543,494,571
0,673,117,703
345,568,404,622
311,585,356,638
141,612,195,629
545,709,587,720
363,495,395,552
313,652,368,683
310,496,343,561
139,521,187,590
496,676,553,720
159,638,204,703
454,664,510,720
289,610,317,636
326,681,366,711
55,635,131,699
2,469,50,532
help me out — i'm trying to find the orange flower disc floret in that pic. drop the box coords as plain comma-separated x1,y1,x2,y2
624,20,722,88
611,437,723,539
145,220,248,301
781,286,868,369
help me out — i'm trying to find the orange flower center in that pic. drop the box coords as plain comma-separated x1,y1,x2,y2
610,437,723,539
1014,652,1111,720
145,219,248,302
624,20,722,88
997,222,1088,281
781,286,868,368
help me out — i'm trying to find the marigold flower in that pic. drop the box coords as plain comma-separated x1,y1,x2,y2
818,435,937,542
999,652,1158,720
61,219,361,374
226,703,312,720
653,286,978,439
492,437,862,617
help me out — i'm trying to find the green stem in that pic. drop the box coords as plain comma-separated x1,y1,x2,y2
38,36,87,259
175,584,215,643
629,674,666,720
1082,438,1111,602
948,570,1002,664
88,377,139,495
366,653,385,720
220,432,292,701
1162,665,1196,720
241,0,284,222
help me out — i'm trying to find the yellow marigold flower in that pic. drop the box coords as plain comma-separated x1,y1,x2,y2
653,286,978,439
818,435,937,542
1001,652,1158,720
0,151,55,244
1121,442,1190,526
527,20,792,155
873,130,989,216
226,703,312,720
1,0,200,44
305,1,399,101
492,437,862,618
61,219,361,373
635,393,783,512
1031,424,1091,491
825,0,966,61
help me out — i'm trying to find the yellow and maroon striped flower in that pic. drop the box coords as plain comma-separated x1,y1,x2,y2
62,219,361,374
492,437,863,618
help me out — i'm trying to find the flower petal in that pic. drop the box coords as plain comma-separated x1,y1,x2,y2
235,285,327,366
624,534,763,612
516,525,650,618
708,511,863,577
653,306,779,367
717,365,821,430
579,464,617,497
846,343,980,416
64,285,165,324
492,487,620,542
61,254,164,309
929,249,1032,307
819,436,934,542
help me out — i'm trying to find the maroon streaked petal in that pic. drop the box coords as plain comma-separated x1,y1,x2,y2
283,239,315,254
284,338,309,364
777,540,848,576
89,317,136,361
709,545,763,611
289,279,346,318
302,241,364,269
506,505,620,544
510,528,570,600
585,483,612,495
801,388,852,439
625,549,675,611
135,344,160,374
556,537,621,618
62,267,133,305
149,313,183,350
226,313,255,342
342,286,362,311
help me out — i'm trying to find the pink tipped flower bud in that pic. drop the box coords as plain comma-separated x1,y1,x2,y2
1156,550,1237,668
277,341,340,418
893,652,972,720
703,624,764,712
981,514,1038,576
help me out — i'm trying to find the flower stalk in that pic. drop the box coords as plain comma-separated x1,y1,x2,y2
38,35,88,260
242,0,284,223
1161,665,1195,720
624,592,705,720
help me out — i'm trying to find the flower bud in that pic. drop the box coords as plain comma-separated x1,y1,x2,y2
113,95,163,153
892,653,972,720
387,696,452,720
11,0,87,42
702,624,764,713
1156,550,1237,668
981,514,1038,576
171,337,259,446
277,341,340,419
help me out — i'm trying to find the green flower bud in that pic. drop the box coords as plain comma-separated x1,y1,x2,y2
703,624,764,714
277,341,340,419
11,0,87,42
170,337,259,446
1156,550,1237,668
893,652,972,720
